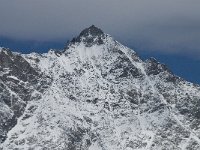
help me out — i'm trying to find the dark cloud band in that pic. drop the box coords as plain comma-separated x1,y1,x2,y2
0,0,200,56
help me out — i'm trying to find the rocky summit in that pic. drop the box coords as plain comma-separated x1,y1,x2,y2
0,26,200,150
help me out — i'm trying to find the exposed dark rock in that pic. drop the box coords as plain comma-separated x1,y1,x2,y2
145,57,171,76
66,25,105,48
0,48,49,143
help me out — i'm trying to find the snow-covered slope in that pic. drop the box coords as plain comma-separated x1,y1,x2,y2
1,25,200,150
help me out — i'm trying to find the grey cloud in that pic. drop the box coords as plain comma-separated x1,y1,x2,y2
0,0,200,57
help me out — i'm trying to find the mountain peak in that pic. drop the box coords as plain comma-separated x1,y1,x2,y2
79,25,104,37
67,25,106,48
2,26,200,150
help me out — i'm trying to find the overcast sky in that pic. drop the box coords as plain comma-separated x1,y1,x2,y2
0,0,200,58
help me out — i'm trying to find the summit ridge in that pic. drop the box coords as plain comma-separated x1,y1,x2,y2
69,25,106,47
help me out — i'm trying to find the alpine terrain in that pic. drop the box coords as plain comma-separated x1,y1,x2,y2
1,25,200,150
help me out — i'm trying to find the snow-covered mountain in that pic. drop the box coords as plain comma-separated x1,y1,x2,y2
1,25,200,150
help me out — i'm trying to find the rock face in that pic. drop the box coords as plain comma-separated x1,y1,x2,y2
0,26,200,150
0,48,37,143
0,48,50,144
69,25,105,47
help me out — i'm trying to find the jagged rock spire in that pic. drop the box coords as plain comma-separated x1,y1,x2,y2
79,25,104,37
68,25,106,47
